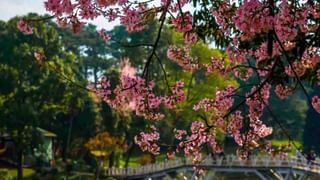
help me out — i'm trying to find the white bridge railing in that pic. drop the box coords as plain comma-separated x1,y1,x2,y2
104,155,320,177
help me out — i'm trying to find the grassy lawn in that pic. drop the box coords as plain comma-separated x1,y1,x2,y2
271,139,302,155
0,168,35,179
118,156,140,168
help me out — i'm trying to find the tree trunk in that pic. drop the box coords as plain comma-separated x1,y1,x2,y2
109,151,114,168
95,159,102,180
125,144,134,168
84,65,88,80
93,67,98,87
17,150,23,180
63,113,75,180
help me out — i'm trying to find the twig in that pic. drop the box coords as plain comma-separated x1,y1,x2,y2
142,0,171,78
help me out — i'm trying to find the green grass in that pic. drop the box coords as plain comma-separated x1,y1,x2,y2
271,139,302,155
271,139,302,147
118,156,140,168
67,172,94,180
0,168,35,179
117,154,167,168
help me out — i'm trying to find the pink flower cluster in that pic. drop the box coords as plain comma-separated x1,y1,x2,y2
43,0,147,33
98,29,111,43
175,122,222,164
163,81,186,109
274,84,292,100
34,52,45,64
44,0,74,15
167,45,199,71
172,12,193,32
254,42,281,63
120,6,145,32
162,0,188,13
312,96,320,113
134,125,160,155
274,0,309,42
228,111,243,134
93,59,186,121
96,0,118,7
184,32,198,45
173,128,187,140
284,61,306,78
211,1,232,33
233,0,273,41
17,20,33,35
193,85,236,115
246,83,271,122
205,57,226,75
92,76,112,102
301,47,320,69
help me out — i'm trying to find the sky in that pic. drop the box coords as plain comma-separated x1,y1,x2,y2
0,0,119,30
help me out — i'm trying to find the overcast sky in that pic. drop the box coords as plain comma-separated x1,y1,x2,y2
0,0,119,30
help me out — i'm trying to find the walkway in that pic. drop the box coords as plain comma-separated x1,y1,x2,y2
104,155,320,179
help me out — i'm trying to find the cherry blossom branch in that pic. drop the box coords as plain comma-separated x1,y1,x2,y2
186,72,194,101
222,61,277,119
46,63,93,92
273,31,312,105
142,0,171,78
231,64,270,71
261,99,307,159
177,0,185,23
154,52,170,91
24,15,55,22
250,51,298,154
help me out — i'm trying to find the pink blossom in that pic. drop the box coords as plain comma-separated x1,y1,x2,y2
254,42,281,63
234,68,254,80
312,96,320,113
255,124,273,138
228,111,243,134
184,32,198,44
275,84,292,100
301,47,320,69
166,151,175,160
193,85,236,114
134,126,160,155
233,0,273,40
98,29,111,43
167,45,199,71
172,12,193,32
34,52,44,63
246,83,271,122
120,58,136,78
285,61,306,77
163,81,186,109
205,57,225,75
211,1,232,34
120,7,144,32
17,20,33,35
173,128,187,140
96,0,117,7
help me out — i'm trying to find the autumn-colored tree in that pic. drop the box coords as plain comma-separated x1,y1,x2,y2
85,131,122,178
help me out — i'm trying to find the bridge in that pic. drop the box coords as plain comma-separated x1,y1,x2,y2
104,155,320,180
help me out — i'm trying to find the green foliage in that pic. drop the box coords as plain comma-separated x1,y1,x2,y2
303,88,320,153
265,91,308,140
0,15,98,158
